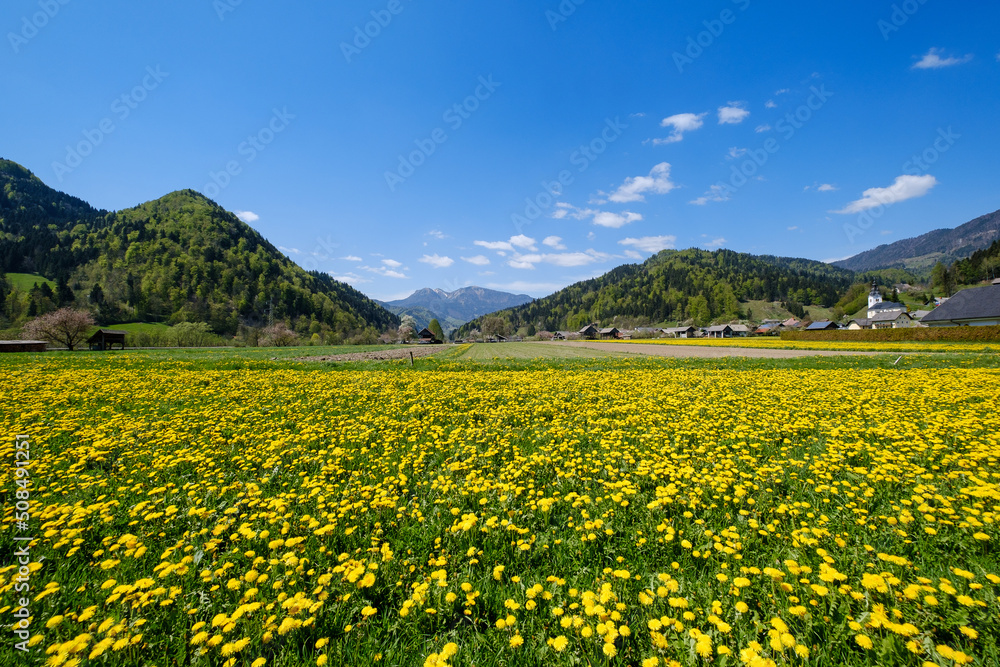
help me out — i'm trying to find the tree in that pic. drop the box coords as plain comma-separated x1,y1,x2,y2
262,322,299,347
427,318,444,342
22,308,95,351
931,261,954,297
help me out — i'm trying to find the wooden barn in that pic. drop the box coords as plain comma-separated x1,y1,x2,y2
88,329,128,351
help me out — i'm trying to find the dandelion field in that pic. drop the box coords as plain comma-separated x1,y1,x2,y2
2,350,999,667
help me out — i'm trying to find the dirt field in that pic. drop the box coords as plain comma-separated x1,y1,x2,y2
551,341,883,358
295,346,444,363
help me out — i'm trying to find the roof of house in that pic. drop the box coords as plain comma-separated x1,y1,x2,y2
921,285,1000,323
598,327,618,334
782,318,800,327
578,325,597,333
911,310,932,319
729,324,751,333
806,320,838,330
870,311,907,322
664,326,695,332
869,301,905,312
706,324,732,332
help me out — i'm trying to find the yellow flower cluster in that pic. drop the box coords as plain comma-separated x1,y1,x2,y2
0,358,997,666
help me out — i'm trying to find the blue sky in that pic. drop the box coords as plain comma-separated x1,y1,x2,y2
4,1,999,300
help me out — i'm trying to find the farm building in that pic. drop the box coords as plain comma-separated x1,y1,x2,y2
598,327,620,340
578,324,599,339
730,324,751,337
706,325,733,338
663,326,696,338
806,320,839,331
0,340,47,353
416,328,443,344
88,330,127,351
921,283,1000,326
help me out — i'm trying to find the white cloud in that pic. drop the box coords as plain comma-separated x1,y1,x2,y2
329,272,371,285
235,210,259,223
654,112,706,144
474,240,514,251
426,229,448,239
764,100,777,109
382,258,403,268
833,174,939,214
607,162,677,203
362,264,408,279
817,183,837,192
542,235,567,250
418,254,454,269
718,102,750,125
553,204,642,228
341,255,363,262
510,234,537,251
278,246,301,255
727,147,748,160
775,88,790,95
593,211,643,228
508,249,612,270
755,124,771,133
461,255,490,266
586,231,596,241
690,184,730,206
703,237,727,249
787,226,798,231
623,250,643,260
913,48,973,69
618,235,677,253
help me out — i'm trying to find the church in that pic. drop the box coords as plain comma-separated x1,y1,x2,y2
847,281,915,329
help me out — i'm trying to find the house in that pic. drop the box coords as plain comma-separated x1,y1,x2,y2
88,329,127,351
806,320,839,331
552,331,566,340
921,283,1000,327
782,318,801,329
598,327,620,340
755,323,781,335
730,324,751,337
706,324,733,338
578,324,599,339
417,328,443,344
0,340,47,353
846,318,870,330
911,310,932,321
663,326,696,338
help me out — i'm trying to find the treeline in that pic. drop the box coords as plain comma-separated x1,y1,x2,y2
458,248,857,335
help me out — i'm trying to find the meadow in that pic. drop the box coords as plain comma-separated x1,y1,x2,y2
1,346,998,667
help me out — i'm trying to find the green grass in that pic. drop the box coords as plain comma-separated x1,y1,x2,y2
5,272,57,291
101,322,173,335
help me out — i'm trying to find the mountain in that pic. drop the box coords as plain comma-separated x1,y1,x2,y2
457,248,856,334
382,286,533,333
0,159,397,338
834,209,1000,274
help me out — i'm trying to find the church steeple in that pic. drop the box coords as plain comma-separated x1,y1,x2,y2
868,280,882,310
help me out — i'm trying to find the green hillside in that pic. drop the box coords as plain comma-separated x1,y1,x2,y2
458,248,857,334
0,160,397,340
